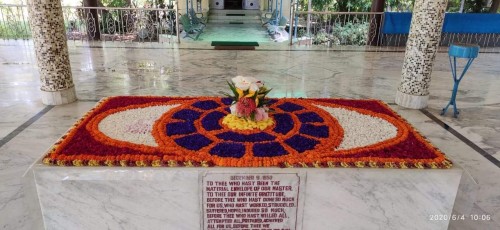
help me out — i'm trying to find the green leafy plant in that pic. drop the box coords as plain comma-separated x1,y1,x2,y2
101,0,130,7
297,28,307,38
330,22,369,46
313,31,329,45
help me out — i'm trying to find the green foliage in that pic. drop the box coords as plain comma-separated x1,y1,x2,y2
0,6,31,39
0,21,31,39
334,0,372,12
312,22,368,46
224,80,239,102
298,0,417,12
312,0,336,11
462,0,488,13
224,80,272,109
331,22,368,46
313,31,329,45
446,0,492,13
298,0,371,12
447,0,463,12
386,0,415,11
297,28,307,38
299,0,494,13
299,0,493,13
101,0,130,7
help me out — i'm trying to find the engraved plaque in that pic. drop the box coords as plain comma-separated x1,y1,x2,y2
202,173,301,230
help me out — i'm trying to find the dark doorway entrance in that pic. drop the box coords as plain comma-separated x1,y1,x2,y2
224,0,242,9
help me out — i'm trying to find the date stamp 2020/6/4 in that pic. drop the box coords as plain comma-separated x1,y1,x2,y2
429,214,492,221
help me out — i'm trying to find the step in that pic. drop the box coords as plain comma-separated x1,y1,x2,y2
208,15,260,20
207,10,262,24
209,9,261,16
208,19,262,24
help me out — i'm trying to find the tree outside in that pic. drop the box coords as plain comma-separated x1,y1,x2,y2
295,0,498,13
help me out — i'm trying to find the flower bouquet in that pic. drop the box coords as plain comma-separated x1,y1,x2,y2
222,76,273,130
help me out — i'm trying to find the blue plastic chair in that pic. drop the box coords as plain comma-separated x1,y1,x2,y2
441,43,480,118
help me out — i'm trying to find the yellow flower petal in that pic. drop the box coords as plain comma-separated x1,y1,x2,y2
245,90,256,98
236,88,244,99
222,114,273,131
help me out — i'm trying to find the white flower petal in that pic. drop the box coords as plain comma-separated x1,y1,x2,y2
315,105,398,150
98,104,179,147
231,75,245,84
249,83,260,92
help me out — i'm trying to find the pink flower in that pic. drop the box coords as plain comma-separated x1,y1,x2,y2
254,108,269,121
236,97,256,117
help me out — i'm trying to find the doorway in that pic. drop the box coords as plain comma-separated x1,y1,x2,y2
224,0,242,9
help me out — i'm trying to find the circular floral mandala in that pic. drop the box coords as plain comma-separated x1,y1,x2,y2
50,96,451,168
154,98,344,165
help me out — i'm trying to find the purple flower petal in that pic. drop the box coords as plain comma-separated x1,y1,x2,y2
166,122,196,136
209,142,245,158
174,134,212,151
172,109,201,121
267,99,277,105
272,113,294,135
253,142,288,157
297,112,324,123
285,135,319,153
277,102,304,112
216,132,276,142
221,97,233,105
192,100,220,110
300,124,329,138
202,111,225,131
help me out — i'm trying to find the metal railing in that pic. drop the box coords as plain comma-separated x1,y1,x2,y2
290,11,500,52
0,4,179,43
439,33,500,50
2,4,499,51
381,32,500,48
0,4,31,39
290,11,384,48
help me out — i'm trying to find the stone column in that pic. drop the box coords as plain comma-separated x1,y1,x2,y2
395,0,448,109
27,0,77,105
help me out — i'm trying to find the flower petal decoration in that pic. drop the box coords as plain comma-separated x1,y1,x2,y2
226,76,272,121
43,96,452,169
232,76,252,91
97,104,179,147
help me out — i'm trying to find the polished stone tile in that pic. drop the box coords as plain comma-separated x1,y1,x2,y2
0,102,97,230
0,102,46,139
393,106,500,228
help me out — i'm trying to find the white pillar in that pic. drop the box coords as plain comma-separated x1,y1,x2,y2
27,0,77,105
395,0,448,109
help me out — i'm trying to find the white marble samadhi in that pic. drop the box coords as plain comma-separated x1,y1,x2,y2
31,166,462,230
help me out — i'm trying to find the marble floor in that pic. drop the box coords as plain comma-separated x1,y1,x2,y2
0,40,499,229
179,23,289,45
196,24,272,42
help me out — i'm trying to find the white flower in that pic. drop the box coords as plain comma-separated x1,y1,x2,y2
249,83,260,92
230,103,239,116
232,76,262,91
232,76,251,90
